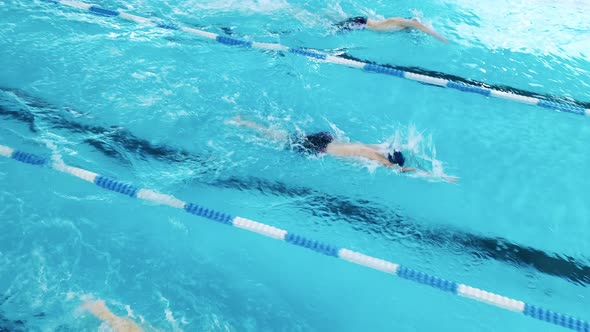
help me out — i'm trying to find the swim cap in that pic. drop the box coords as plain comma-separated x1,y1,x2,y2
387,151,405,167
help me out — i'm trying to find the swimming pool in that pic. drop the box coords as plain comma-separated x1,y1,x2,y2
1,0,589,330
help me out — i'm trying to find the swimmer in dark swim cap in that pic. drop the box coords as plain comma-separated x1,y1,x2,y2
334,16,448,43
388,150,406,167
229,116,416,172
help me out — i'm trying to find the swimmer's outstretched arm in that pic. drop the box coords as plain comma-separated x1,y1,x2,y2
397,18,448,43
367,18,448,43
228,116,288,141
81,300,144,332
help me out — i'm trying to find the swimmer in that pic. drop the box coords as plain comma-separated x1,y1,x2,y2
229,116,416,173
334,16,448,43
81,300,144,332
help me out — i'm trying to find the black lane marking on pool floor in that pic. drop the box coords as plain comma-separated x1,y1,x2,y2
1,87,588,286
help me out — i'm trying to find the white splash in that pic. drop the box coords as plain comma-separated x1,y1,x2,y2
323,117,348,142
158,293,185,332
385,124,458,182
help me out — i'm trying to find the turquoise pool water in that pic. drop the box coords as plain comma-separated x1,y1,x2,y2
0,0,589,330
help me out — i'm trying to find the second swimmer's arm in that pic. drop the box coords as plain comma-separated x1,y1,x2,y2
398,19,448,43
403,20,448,43
366,18,448,43
229,116,287,141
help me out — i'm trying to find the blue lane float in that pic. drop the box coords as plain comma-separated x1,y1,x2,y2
11,150,47,165
216,35,253,47
0,143,588,331
94,175,139,197
88,5,118,16
38,0,590,118
447,81,491,96
364,63,405,77
156,22,180,31
289,48,327,60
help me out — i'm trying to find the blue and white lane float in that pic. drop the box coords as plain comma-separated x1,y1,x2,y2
1,143,588,331
40,0,590,117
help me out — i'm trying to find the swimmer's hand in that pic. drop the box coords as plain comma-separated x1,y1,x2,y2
442,175,459,183
411,168,459,183
400,167,416,173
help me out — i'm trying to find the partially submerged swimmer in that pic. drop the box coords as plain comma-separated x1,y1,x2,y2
335,16,448,43
300,132,417,172
230,116,459,183
81,300,144,332
230,116,417,173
